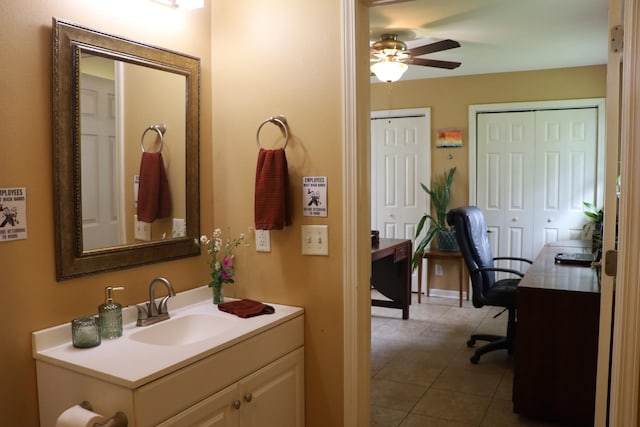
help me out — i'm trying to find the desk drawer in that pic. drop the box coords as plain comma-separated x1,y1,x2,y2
394,245,409,261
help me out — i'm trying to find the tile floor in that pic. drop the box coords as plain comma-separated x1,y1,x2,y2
370,291,566,427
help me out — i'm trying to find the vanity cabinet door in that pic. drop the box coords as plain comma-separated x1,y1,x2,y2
239,347,304,427
157,384,240,427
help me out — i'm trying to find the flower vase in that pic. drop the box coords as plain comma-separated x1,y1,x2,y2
212,285,224,304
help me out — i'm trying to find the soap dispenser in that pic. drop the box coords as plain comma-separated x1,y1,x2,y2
99,286,125,339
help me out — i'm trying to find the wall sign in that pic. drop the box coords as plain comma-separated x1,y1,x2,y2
0,187,27,241
302,176,327,217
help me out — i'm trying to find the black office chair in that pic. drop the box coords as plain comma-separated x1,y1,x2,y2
446,206,532,364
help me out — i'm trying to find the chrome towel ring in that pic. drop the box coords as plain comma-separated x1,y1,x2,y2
256,115,289,150
141,124,167,153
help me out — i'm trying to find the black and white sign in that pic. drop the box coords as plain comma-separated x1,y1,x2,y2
0,187,27,241
302,176,327,217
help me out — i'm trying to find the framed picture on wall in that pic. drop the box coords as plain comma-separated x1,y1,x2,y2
436,128,463,147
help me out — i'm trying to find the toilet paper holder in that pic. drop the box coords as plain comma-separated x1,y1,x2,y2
79,401,128,427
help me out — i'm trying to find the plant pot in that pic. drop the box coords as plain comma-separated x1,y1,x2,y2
437,229,458,252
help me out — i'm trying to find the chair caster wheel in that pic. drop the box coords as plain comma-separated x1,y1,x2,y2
467,339,476,348
470,354,480,364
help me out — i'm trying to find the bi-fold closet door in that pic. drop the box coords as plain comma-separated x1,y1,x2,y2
476,107,599,272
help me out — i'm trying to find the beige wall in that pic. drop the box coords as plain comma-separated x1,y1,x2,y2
210,1,346,424
371,65,606,292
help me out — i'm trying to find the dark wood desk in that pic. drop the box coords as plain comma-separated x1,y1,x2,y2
371,238,412,319
513,241,600,426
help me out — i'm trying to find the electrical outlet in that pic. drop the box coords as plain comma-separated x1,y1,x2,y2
255,229,271,252
435,264,443,276
301,225,329,256
134,215,151,241
172,218,186,237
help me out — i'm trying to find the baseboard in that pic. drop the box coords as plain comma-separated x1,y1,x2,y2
416,288,468,301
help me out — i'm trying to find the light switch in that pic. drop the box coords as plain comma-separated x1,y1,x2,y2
301,225,328,256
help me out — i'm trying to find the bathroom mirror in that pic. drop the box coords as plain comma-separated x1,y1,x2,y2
53,18,200,280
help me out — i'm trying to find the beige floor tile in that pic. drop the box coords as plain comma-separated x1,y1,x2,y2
400,413,475,426
431,367,502,397
412,388,492,424
371,378,428,412
375,356,444,386
371,405,408,427
370,293,538,427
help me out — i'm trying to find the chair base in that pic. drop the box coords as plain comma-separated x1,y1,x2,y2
467,333,511,364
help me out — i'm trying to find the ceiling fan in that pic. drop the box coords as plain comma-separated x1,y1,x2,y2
370,33,461,82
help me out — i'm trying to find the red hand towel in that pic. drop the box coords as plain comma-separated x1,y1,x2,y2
137,152,172,222
254,148,291,230
218,299,275,318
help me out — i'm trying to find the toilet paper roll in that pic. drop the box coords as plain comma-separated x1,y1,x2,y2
56,404,107,427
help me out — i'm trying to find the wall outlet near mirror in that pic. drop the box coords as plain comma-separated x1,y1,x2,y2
135,216,151,241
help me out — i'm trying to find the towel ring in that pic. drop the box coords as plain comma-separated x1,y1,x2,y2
141,124,167,153
256,116,289,150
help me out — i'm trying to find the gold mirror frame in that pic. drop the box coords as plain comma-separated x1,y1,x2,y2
53,18,200,280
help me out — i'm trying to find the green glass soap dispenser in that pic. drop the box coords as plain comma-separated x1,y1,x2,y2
99,286,125,339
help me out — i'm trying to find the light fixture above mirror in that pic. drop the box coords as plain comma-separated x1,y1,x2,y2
152,0,204,9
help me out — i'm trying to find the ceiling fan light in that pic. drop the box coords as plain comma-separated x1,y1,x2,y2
371,61,408,82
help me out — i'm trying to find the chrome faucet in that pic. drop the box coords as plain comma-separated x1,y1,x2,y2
136,277,176,326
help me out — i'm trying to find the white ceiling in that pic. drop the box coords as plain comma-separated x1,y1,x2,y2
369,0,609,81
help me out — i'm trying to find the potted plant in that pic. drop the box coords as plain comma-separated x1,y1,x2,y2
412,167,458,270
583,201,603,254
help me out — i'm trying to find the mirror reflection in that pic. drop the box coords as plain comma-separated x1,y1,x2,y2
79,54,186,250
53,18,200,279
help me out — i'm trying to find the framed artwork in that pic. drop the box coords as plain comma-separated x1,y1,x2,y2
436,128,463,147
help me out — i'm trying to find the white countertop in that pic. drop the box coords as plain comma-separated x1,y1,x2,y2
32,286,304,389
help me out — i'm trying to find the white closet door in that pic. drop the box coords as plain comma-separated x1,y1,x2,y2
371,113,430,291
477,111,536,267
533,108,598,254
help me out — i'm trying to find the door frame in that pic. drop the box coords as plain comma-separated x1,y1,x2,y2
468,98,606,207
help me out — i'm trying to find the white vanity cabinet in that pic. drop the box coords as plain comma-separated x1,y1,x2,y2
159,347,304,427
33,290,304,427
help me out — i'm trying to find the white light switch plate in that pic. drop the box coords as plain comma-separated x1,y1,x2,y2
301,225,328,256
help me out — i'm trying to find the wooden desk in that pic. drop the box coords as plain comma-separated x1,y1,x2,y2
513,241,600,426
416,249,469,307
371,238,412,319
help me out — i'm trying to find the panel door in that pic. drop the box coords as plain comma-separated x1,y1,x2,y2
533,108,598,253
80,72,119,250
371,114,430,291
477,111,536,268
239,348,304,427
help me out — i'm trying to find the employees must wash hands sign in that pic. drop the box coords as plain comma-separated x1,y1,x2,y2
302,176,327,217
0,187,27,241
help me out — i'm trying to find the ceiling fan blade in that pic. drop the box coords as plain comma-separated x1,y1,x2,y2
408,39,461,57
411,57,461,69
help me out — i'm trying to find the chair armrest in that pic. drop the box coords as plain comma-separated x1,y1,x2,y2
471,266,525,278
493,256,533,264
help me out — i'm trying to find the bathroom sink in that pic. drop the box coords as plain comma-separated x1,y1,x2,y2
128,313,239,346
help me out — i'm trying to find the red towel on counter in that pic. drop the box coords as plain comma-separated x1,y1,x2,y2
254,148,291,230
137,152,172,222
218,299,275,318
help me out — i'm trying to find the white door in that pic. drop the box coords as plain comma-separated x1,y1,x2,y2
476,111,536,266
533,108,599,251
477,107,599,268
371,110,430,291
80,73,119,250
